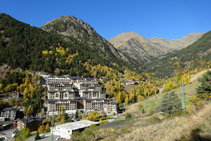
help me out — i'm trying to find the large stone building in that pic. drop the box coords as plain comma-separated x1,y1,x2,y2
45,76,118,116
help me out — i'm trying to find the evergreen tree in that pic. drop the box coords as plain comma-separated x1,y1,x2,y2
160,91,182,116
35,130,40,141
196,70,211,98
75,109,79,119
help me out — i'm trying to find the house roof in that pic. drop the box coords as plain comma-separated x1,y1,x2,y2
20,117,43,123
1,108,18,112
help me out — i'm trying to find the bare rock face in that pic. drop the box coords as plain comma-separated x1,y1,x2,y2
40,15,119,57
109,32,204,61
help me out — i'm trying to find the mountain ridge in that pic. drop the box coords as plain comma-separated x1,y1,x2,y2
109,31,204,61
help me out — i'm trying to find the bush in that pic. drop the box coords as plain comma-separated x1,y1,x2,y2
119,103,123,107
100,119,108,125
89,124,96,128
86,111,99,121
146,116,162,125
125,113,132,120
35,131,40,141
68,118,72,122
171,110,189,119
142,108,145,114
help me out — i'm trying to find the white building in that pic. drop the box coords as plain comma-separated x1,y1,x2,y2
51,120,99,139
44,75,119,116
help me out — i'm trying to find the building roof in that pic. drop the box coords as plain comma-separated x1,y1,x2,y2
56,76,66,78
54,120,99,134
1,107,18,112
19,117,42,123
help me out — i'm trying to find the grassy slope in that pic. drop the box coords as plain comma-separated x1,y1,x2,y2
118,102,211,141
113,70,211,141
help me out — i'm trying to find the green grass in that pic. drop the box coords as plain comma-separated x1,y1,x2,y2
142,94,191,112
141,81,201,113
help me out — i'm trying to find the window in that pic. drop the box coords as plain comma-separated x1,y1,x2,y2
56,94,58,97
65,94,67,97
93,92,96,97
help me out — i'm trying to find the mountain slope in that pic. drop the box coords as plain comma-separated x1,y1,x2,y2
40,15,119,57
117,38,150,62
109,32,204,62
109,32,169,61
149,32,204,51
0,13,141,76
144,31,211,78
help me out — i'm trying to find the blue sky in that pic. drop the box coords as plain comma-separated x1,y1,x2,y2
1,0,211,40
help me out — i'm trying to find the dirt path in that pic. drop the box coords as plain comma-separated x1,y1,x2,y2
190,69,211,83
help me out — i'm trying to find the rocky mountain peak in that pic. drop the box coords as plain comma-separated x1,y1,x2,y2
109,31,205,62
40,14,119,57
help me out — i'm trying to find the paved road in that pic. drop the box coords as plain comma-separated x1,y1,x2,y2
0,128,16,141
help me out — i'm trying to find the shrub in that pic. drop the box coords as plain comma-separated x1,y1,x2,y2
86,111,99,121
35,131,40,141
171,110,189,119
125,113,132,120
54,117,61,122
142,108,145,114
60,117,65,124
100,119,108,125
119,103,123,107
146,116,162,125
89,124,96,128
68,118,72,122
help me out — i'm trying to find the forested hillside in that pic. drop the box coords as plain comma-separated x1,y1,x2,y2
144,31,211,78
0,13,141,77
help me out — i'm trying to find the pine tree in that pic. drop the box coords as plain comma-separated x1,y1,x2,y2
196,70,211,99
75,109,79,119
160,91,182,116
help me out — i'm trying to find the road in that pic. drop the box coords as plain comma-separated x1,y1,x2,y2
0,128,16,141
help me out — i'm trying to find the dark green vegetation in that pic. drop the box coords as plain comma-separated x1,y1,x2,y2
0,70,25,93
0,13,141,76
160,91,182,116
144,31,211,78
196,70,211,96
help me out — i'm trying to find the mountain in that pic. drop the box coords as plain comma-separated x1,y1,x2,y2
0,13,141,77
40,15,120,57
109,32,204,62
109,32,169,62
40,15,142,66
149,32,204,51
144,31,211,78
